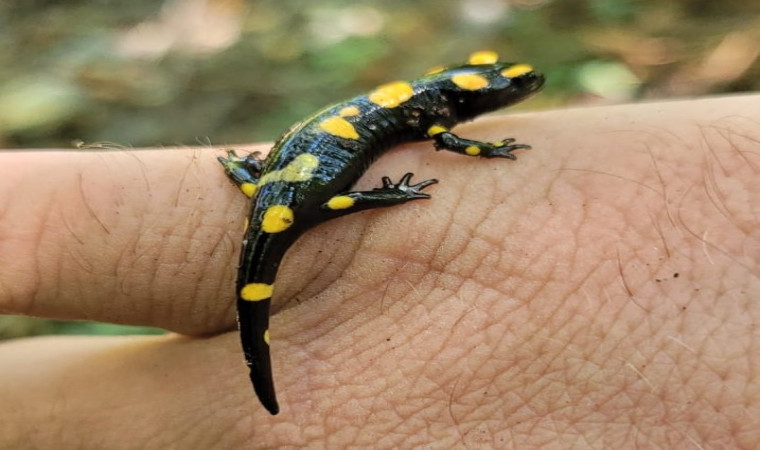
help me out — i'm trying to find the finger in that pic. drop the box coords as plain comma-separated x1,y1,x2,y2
0,147,266,334
0,333,255,447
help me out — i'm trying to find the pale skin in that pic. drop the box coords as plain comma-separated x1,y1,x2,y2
0,95,758,448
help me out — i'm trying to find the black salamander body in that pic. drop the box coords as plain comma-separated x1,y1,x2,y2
218,51,544,414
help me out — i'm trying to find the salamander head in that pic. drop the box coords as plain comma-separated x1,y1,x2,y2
422,50,545,122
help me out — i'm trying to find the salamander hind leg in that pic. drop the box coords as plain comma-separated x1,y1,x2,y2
321,173,438,219
427,126,530,159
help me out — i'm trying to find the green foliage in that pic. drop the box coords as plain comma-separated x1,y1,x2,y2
0,315,164,339
2,0,757,149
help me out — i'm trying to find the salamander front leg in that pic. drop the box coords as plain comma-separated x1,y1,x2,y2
427,125,530,159
321,172,438,219
217,149,265,197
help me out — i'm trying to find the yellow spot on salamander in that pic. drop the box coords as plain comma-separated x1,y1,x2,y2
465,145,481,156
368,81,414,108
451,73,490,90
326,195,355,210
426,65,446,75
468,50,499,65
264,329,270,344
259,154,319,186
241,283,273,302
427,125,448,136
240,182,257,197
319,116,359,140
243,217,249,231
501,64,533,78
280,154,319,182
262,205,294,233
339,106,360,117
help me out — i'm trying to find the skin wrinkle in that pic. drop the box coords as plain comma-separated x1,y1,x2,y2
81,155,148,318
124,232,161,321
531,327,634,432
0,157,54,313
445,325,506,417
428,221,470,278
449,232,498,282
703,158,735,226
712,140,760,234
406,318,467,392
130,151,231,330
37,200,63,315
725,128,760,172
173,150,202,209
698,123,734,175
324,312,394,377
368,261,402,316
394,405,453,447
678,187,755,276
65,235,95,278
77,172,111,236
206,206,245,327
273,212,373,317
278,246,433,351
410,324,470,414
177,229,222,324
205,234,237,327
186,394,240,449
278,291,402,414
152,183,188,318
424,172,467,267
476,229,546,300
650,210,673,259
535,323,586,391
518,358,568,418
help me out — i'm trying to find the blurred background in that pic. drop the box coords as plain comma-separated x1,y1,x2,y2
1,0,758,338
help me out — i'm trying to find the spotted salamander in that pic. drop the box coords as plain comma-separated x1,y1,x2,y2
218,50,544,415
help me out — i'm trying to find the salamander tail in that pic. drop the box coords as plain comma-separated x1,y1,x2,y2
251,364,280,415
237,295,279,415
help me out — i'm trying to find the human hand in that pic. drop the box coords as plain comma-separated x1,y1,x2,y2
1,94,758,448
